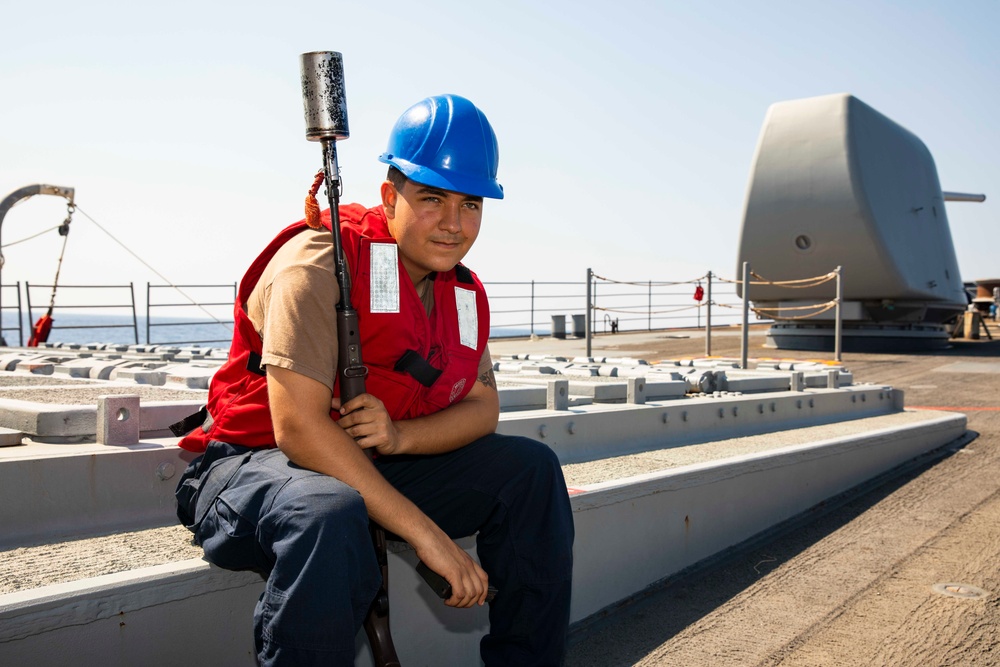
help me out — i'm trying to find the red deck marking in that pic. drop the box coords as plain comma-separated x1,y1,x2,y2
566,488,588,496
909,406,1000,412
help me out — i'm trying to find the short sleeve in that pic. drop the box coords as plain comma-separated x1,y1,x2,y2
259,264,339,390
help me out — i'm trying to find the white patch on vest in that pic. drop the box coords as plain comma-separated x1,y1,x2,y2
449,378,466,403
370,244,400,313
455,287,478,349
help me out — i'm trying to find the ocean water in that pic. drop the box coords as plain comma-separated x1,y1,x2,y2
0,312,233,348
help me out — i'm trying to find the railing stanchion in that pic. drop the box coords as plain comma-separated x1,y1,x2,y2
129,282,139,344
585,268,592,358
530,280,535,336
706,271,713,357
741,262,750,370
835,266,843,362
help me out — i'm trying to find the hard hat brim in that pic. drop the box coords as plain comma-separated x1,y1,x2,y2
379,154,505,200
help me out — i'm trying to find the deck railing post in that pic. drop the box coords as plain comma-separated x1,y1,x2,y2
835,266,843,362
586,268,593,357
129,282,139,344
706,271,713,357
530,280,535,336
741,262,750,370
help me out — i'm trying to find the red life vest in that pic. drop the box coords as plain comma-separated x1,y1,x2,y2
178,204,490,453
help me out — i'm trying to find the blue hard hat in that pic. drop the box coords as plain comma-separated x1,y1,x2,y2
379,94,504,199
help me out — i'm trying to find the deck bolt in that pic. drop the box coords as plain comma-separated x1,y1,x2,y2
156,462,176,481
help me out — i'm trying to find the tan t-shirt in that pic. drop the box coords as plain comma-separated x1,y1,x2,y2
245,227,492,393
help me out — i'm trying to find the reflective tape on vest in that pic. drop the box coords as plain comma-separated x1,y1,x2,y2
370,243,400,313
455,286,478,349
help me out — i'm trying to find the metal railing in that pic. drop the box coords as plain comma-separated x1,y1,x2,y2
0,267,842,360
484,280,589,336
4,282,235,346
25,282,139,344
146,283,236,345
0,282,23,346
483,275,745,339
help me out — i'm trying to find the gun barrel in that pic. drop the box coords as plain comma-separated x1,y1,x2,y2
943,191,986,203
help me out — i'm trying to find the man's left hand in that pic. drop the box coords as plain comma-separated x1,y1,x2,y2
332,393,402,455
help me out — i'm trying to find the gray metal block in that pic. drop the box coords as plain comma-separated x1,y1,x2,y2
627,377,647,405
827,370,841,389
547,379,569,411
791,371,806,391
97,395,140,446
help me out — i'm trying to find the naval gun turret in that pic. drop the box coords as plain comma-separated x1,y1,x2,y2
736,93,984,351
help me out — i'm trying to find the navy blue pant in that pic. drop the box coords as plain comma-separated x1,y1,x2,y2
176,433,575,666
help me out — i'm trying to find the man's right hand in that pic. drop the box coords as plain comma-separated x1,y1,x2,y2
412,532,490,608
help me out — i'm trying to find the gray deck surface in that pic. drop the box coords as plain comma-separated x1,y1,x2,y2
2,409,942,595
3,324,999,665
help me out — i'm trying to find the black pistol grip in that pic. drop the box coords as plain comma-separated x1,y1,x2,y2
416,561,497,603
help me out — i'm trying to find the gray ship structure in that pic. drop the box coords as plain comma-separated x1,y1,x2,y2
737,92,985,351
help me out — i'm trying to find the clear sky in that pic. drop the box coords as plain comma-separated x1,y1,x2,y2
1,0,997,310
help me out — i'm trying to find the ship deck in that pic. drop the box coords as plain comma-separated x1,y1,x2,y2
490,325,1000,667
1,323,998,665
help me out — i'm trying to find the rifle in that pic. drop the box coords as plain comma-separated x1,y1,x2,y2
300,50,399,667
300,51,496,667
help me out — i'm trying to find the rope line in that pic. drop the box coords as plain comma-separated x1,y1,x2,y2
1,225,64,248
591,271,708,287
714,270,836,287
751,301,838,320
592,269,835,289
73,206,232,329
593,303,704,315
751,300,838,313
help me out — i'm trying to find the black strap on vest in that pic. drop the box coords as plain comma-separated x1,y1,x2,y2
455,264,474,285
169,405,210,437
246,351,267,377
394,349,443,388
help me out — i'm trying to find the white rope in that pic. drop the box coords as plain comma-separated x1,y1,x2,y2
74,206,232,329
1,225,63,248
592,271,709,287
